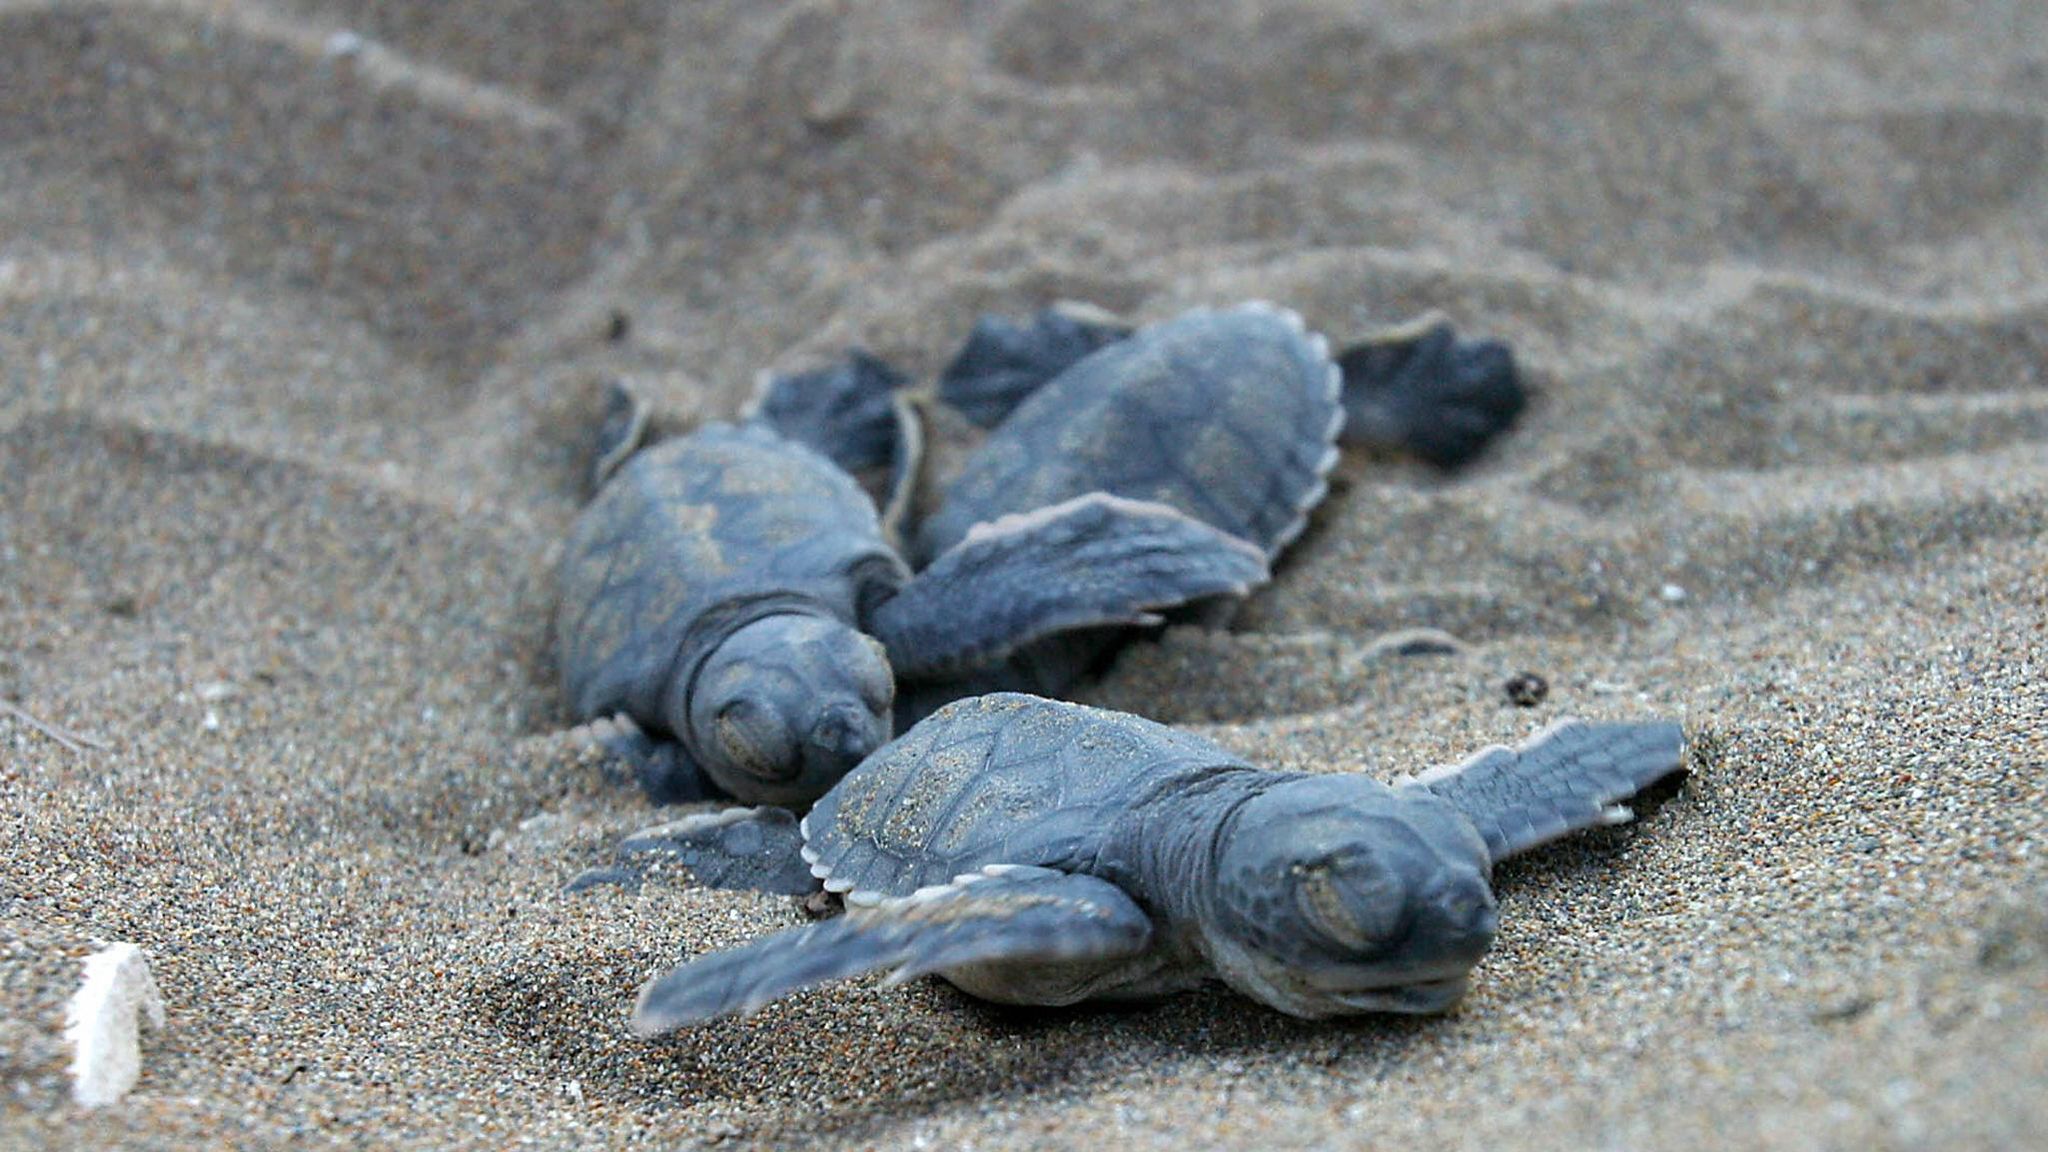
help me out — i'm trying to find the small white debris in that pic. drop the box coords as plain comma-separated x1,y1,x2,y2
65,943,166,1108
195,681,239,702
201,710,220,732
1659,583,1688,603
323,30,365,59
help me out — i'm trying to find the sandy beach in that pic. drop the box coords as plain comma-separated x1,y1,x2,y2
3,1,2044,1148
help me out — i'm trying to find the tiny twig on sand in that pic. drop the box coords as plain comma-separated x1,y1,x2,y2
0,699,108,754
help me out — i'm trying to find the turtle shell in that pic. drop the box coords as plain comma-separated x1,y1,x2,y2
555,423,908,736
802,693,1254,898
914,302,1342,565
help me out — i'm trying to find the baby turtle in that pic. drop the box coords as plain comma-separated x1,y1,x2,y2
875,301,1520,705
884,301,1352,710
626,693,1686,1032
914,301,1342,569
555,423,1267,806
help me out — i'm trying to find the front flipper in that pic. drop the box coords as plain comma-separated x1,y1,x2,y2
749,350,911,475
570,807,819,896
937,304,1133,428
1405,718,1687,863
1336,313,1527,469
865,494,1269,681
631,866,1152,1034
579,716,721,806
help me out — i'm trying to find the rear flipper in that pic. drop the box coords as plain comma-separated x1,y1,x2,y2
749,350,910,475
1406,718,1686,863
589,378,654,492
570,806,819,896
937,304,1133,428
751,353,923,544
631,865,1153,1034
1335,313,1527,469
865,493,1269,681
580,716,722,807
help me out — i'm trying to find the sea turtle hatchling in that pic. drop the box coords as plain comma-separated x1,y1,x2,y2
555,421,1268,807
893,301,1522,708
626,693,1686,1033
819,300,1370,721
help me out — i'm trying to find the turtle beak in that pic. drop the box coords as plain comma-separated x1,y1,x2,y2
1332,975,1472,1015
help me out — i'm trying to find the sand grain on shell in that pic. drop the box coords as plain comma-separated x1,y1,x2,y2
4,1,2045,1149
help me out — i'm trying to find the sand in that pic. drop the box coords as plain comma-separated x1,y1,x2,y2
2,1,2044,1148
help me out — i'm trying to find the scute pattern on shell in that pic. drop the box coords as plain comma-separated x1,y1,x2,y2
555,423,906,729
802,693,1254,900
915,302,1343,564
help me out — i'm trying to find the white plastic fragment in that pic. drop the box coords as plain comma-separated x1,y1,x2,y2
64,942,166,1108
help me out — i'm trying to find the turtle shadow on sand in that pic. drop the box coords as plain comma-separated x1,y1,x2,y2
465,955,1439,1134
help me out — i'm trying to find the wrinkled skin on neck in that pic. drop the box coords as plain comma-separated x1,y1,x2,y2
1194,775,1500,1017
673,613,894,806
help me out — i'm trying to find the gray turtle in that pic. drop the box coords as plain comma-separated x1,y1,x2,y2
626,693,1686,1032
555,422,1268,806
885,301,1351,711
914,301,1342,568
903,301,1521,706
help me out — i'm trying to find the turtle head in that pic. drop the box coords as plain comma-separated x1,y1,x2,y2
681,614,894,806
1201,775,1498,1018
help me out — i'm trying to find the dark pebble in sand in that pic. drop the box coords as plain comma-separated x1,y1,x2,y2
1504,672,1549,707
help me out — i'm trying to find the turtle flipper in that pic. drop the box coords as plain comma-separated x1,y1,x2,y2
1335,313,1527,469
582,717,721,806
865,493,1269,681
590,379,653,492
571,807,819,896
877,392,924,550
631,866,1152,1034
1405,719,1686,863
937,305,1133,428
750,350,911,475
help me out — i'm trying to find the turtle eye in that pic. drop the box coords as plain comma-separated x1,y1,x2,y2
1292,855,1402,955
714,699,797,782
